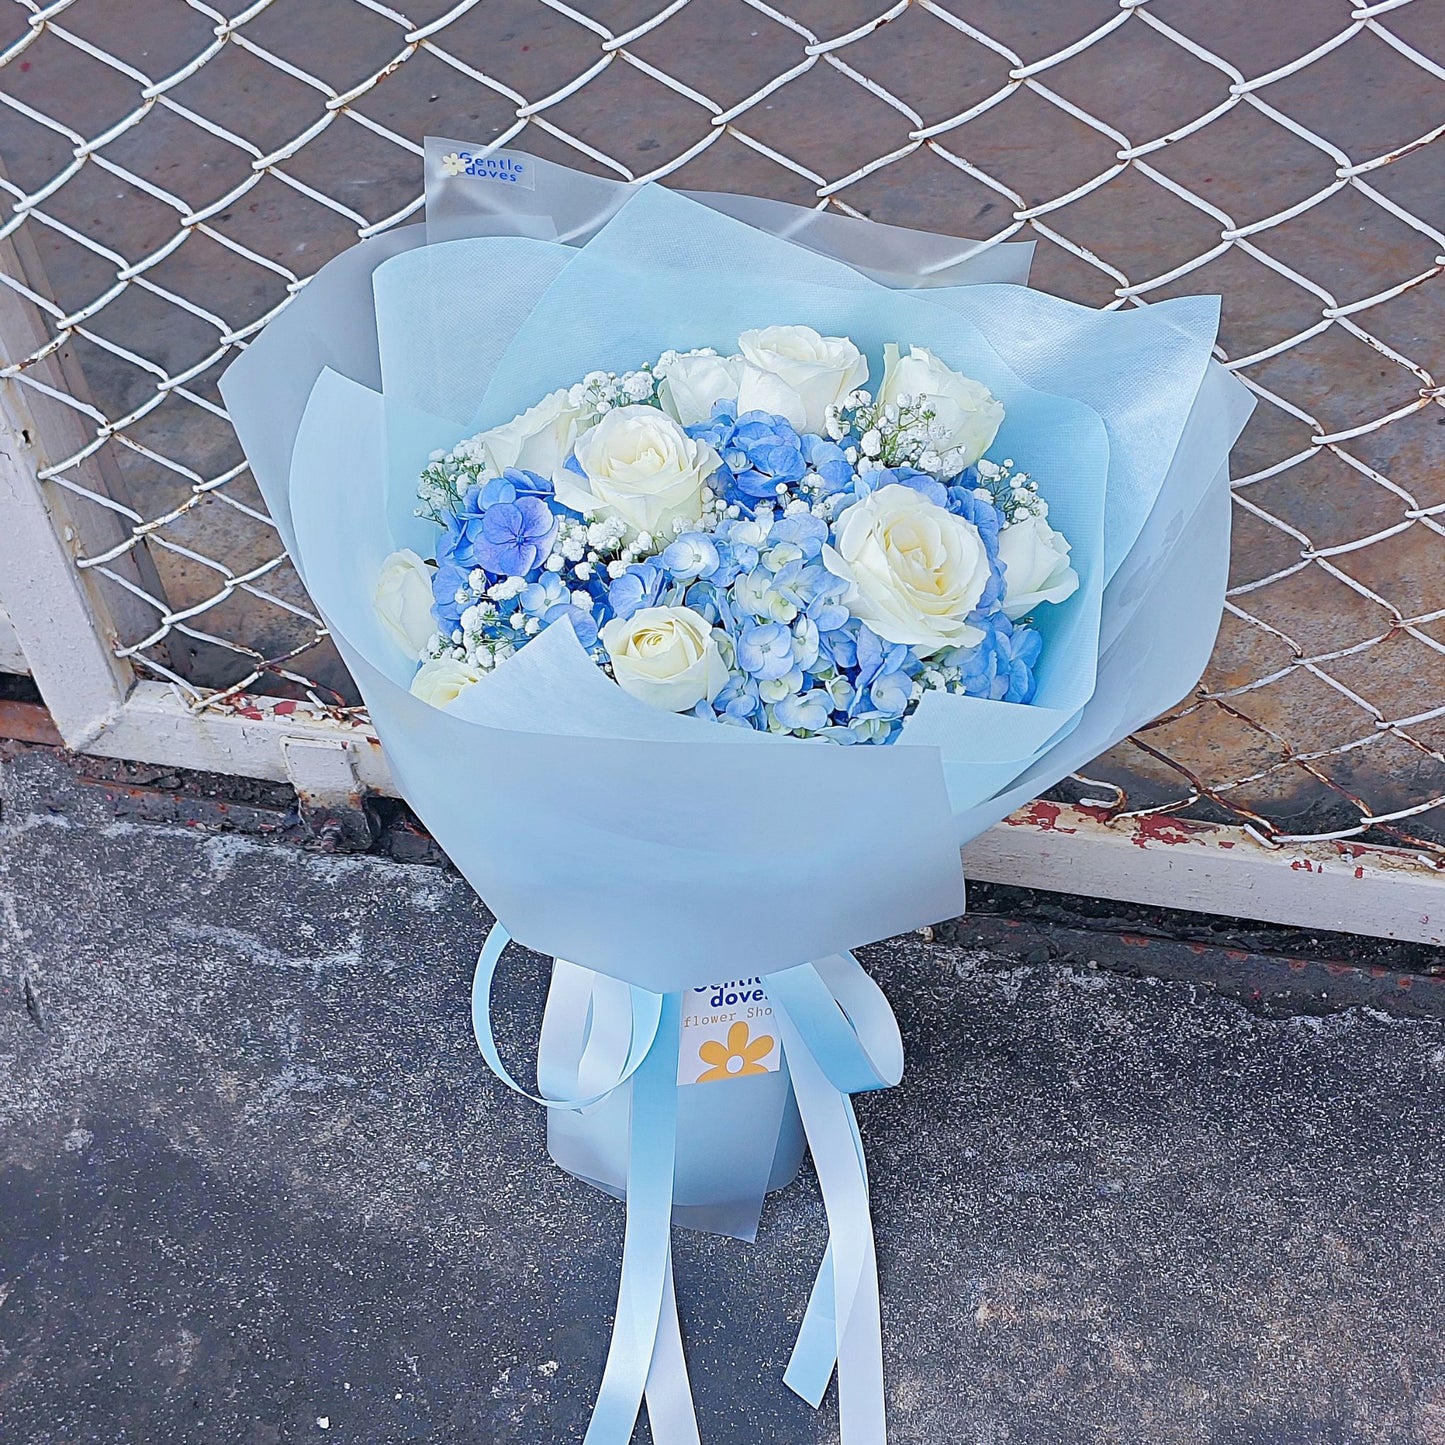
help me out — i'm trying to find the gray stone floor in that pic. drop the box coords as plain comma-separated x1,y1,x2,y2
3,745,1445,1445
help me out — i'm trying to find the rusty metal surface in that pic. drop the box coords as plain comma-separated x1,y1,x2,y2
1,1,1442,856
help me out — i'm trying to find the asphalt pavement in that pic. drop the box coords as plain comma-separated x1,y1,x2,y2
3,745,1445,1445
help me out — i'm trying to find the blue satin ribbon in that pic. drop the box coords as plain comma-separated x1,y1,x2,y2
471,923,661,1110
469,924,901,1445
584,990,689,1445
471,925,698,1445
768,954,899,1443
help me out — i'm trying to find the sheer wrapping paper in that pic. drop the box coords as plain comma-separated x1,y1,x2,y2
220,146,1254,1444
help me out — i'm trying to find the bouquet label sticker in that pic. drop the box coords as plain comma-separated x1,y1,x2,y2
679,979,780,1085
438,148,536,189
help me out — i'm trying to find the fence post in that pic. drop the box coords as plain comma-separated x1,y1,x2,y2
0,218,176,744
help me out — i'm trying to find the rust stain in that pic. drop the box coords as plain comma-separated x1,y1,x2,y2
208,691,375,733
1129,814,1206,849
0,699,63,747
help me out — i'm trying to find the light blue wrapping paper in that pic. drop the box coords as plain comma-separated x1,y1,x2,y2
219,146,1254,1444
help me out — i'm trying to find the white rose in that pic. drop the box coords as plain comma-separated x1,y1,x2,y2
555,405,720,540
879,343,1004,469
823,483,992,655
409,656,484,708
997,515,1079,620
373,549,435,658
657,352,744,427
477,387,587,479
600,605,728,712
736,324,869,434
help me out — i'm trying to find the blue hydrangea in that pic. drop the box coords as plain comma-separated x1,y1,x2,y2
938,614,1042,704
608,561,672,620
687,405,809,507
470,493,557,577
421,391,1060,744
438,469,554,578
430,555,472,637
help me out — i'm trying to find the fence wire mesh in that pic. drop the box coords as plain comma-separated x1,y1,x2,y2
1,0,1443,859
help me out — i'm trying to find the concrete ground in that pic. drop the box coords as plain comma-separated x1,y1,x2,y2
4,746,1445,1445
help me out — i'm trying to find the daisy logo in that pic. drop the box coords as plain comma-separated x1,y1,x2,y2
695,1021,777,1083
680,983,780,1084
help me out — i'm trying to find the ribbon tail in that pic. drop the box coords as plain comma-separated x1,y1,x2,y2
830,1092,885,1445
772,964,892,1445
784,1240,836,1407
644,1251,702,1445
584,992,689,1445
786,1108,873,1406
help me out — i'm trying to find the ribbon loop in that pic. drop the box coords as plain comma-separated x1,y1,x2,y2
766,952,903,1096
471,922,662,1111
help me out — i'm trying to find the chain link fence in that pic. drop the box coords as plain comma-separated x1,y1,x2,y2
2,0,1443,861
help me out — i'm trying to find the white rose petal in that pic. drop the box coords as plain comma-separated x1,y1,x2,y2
657,352,744,427
600,605,729,713
555,405,720,541
409,656,484,709
373,549,436,658
879,343,1004,469
997,515,1079,620
476,387,588,479
736,364,808,432
823,483,992,655
736,324,869,435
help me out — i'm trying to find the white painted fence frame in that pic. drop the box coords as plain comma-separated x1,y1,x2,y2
3,377,1440,946
0,601,24,674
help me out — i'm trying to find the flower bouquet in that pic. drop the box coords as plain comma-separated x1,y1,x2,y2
220,141,1253,1445
389,328,1074,741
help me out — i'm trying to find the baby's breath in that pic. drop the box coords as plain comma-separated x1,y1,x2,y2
973,457,1046,524
827,389,969,474
566,365,662,415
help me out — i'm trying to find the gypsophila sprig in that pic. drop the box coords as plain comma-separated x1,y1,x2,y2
383,325,1082,738
973,457,1047,525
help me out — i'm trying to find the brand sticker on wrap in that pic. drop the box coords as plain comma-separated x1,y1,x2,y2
438,148,535,189
679,978,779,1085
